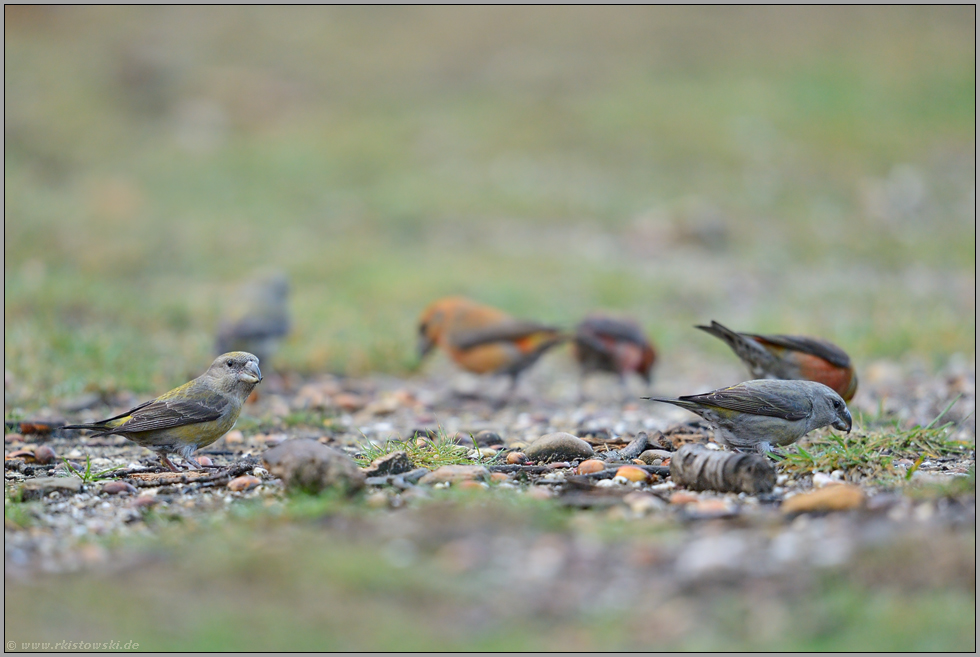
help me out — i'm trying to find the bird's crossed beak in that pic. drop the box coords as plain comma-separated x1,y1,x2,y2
239,360,263,384
832,407,852,433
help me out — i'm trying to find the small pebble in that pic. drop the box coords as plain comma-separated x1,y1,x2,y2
457,480,487,491
575,459,605,475
131,495,159,509
227,475,261,492
418,465,489,485
670,492,699,505
224,430,245,445
102,481,137,495
197,456,213,467
473,430,503,447
490,472,510,483
615,466,649,483
527,486,552,500
782,484,865,514
524,432,594,463
506,452,528,465
33,445,57,464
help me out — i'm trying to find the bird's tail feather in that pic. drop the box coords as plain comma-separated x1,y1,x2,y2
694,320,745,347
642,396,694,410
62,422,109,432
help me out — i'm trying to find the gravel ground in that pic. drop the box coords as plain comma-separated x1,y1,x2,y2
4,354,974,578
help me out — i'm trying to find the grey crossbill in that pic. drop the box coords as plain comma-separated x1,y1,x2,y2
645,379,852,454
417,296,566,390
573,314,656,384
696,320,858,401
63,352,262,472
216,270,290,366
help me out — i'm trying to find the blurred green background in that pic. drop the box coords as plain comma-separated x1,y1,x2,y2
4,6,975,405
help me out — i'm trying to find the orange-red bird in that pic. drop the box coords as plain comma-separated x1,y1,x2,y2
573,314,657,385
696,320,858,402
417,296,566,390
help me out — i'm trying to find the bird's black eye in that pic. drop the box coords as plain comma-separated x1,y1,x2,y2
832,399,842,409
226,360,234,367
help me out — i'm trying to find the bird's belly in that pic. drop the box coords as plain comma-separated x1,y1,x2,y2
450,343,519,375
126,414,237,452
717,414,807,448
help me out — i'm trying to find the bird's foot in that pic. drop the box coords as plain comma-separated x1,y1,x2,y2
159,455,181,473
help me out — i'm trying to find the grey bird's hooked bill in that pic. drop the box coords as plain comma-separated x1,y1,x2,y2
645,379,852,454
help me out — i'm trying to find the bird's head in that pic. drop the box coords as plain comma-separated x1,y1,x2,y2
814,384,852,433
416,297,468,359
207,352,263,394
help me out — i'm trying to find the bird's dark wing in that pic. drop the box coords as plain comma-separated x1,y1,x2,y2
751,334,852,368
85,399,158,426
112,391,229,433
577,316,647,346
679,385,811,421
451,321,562,350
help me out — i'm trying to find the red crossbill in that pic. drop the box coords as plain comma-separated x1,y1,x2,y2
63,352,262,472
696,320,858,401
573,314,656,385
417,296,566,390
216,270,290,366
646,379,852,454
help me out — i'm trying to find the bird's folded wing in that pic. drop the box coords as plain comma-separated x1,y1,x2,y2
751,334,851,368
451,321,561,349
679,386,811,421
114,393,229,432
93,399,158,425
577,317,646,345
574,331,614,355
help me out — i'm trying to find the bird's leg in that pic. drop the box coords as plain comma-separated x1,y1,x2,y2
182,455,203,471
159,454,181,473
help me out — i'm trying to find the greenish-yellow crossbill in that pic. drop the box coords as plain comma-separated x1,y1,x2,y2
645,379,852,454
63,352,262,472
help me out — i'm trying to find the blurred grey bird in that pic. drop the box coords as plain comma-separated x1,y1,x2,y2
645,379,852,453
216,270,290,366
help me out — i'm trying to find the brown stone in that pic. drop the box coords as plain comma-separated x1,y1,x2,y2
418,465,489,485
33,445,57,464
228,475,261,492
525,432,594,463
615,466,649,483
102,481,137,495
782,484,866,514
333,392,365,412
670,491,700,505
263,439,365,495
575,459,606,475
223,430,245,445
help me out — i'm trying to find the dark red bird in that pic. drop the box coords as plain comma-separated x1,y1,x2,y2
696,320,858,402
573,314,657,387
